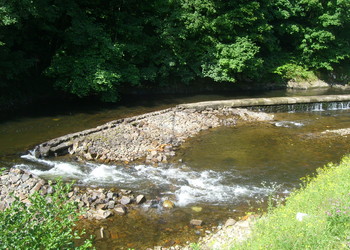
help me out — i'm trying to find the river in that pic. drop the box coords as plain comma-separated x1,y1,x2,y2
1,89,350,249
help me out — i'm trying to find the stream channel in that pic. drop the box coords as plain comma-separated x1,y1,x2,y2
1,89,350,249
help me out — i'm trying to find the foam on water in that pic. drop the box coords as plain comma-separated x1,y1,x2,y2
274,121,304,128
17,154,276,206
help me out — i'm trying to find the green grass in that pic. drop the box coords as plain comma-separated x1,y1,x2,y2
235,155,350,249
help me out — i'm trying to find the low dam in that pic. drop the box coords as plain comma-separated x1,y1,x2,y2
33,94,350,163
178,94,350,111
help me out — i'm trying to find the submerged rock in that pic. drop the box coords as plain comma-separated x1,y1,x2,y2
190,219,203,226
162,200,175,209
191,206,203,212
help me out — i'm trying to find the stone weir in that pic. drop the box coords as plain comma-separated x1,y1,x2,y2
34,107,273,163
178,94,350,110
33,94,350,164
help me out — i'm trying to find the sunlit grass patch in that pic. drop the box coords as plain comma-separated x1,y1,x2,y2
235,155,350,249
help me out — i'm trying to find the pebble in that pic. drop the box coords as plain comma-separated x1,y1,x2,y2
115,205,127,215
162,200,175,209
120,196,131,205
136,194,146,204
190,219,203,226
224,218,237,227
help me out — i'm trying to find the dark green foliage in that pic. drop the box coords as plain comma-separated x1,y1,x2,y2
1,0,350,104
0,179,92,249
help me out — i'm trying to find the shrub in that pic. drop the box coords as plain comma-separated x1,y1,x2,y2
0,179,92,249
274,63,318,82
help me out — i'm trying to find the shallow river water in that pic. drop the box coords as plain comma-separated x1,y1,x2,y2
1,90,350,249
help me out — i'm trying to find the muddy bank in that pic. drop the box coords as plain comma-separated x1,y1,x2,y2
34,107,273,164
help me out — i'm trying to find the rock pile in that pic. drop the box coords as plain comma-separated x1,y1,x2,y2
34,107,274,164
0,168,167,220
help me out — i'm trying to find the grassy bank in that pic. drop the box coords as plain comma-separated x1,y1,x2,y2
235,155,350,249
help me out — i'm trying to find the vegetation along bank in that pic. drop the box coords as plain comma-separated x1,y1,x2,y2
2,1,350,109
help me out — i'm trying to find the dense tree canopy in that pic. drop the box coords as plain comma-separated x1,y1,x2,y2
1,0,350,104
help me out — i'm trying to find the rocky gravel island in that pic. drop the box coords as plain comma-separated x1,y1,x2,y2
34,106,274,164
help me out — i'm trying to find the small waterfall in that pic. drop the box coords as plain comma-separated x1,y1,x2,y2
250,101,350,113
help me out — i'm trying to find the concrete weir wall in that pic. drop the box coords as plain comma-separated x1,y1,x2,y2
177,94,350,110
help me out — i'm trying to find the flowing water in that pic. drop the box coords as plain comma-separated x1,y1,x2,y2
2,90,350,249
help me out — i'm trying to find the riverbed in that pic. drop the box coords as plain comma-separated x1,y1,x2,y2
2,90,350,249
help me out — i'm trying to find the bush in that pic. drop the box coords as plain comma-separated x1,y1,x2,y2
274,63,318,82
0,179,92,249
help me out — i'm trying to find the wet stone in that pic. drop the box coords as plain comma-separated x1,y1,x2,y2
115,205,127,215
94,209,113,220
107,200,115,209
10,175,21,183
21,173,30,182
0,174,9,181
162,200,175,209
30,181,45,194
106,192,115,200
120,196,131,205
136,195,146,204
96,203,107,210
78,201,85,208
120,189,132,195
